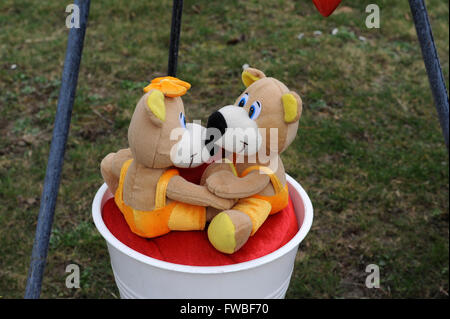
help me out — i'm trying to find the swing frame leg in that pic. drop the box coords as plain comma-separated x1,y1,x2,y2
409,0,449,149
24,0,91,299
168,0,183,76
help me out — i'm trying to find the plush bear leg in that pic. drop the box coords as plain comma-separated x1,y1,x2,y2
207,197,272,254
207,210,252,254
167,203,207,231
232,197,272,236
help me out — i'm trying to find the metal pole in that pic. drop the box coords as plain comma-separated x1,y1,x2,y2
24,0,91,298
409,0,449,149
168,0,183,76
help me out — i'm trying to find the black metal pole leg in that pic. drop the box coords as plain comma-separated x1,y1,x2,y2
24,0,91,299
168,0,183,77
409,0,449,149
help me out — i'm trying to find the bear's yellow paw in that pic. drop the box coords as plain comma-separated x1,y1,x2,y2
207,210,252,254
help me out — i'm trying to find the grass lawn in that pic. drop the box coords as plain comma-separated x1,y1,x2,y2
0,0,448,298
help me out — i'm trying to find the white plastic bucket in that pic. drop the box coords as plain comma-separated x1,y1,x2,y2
92,174,313,299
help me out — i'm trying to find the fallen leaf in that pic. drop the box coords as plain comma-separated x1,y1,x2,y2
191,4,201,14
334,6,353,14
226,34,246,45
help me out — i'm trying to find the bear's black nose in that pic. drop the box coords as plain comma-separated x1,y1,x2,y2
207,111,227,136
206,111,227,157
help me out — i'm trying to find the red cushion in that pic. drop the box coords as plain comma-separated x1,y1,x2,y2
101,165,299,266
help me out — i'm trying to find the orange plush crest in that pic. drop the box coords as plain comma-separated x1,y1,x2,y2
143,76,191,97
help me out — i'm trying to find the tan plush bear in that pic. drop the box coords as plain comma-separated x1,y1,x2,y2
101,77,235,238
202,68,303,253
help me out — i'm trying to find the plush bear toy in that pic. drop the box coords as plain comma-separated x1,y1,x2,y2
202,68,303,254
100,77,235,238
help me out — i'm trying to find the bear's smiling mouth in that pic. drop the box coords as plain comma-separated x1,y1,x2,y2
189,153,197,168
238,140,248,153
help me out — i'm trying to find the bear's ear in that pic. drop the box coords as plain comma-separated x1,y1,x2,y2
242,68,266,87
282,91,302,123
145,89,166,127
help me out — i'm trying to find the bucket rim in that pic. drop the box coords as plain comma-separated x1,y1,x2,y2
92,174,313,274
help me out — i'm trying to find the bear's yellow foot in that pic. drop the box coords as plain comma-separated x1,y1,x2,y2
207,210,252,254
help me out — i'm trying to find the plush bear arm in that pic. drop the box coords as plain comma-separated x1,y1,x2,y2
100,148,133,194
166,176,236,210
110,148,133,176
101,153,118,193
206,170,270,199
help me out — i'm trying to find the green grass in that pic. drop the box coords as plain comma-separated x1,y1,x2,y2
0,0,448,298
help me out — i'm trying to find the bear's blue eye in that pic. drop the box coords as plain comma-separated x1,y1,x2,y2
238,93,249,107
248,101,261,120
179,112,186,128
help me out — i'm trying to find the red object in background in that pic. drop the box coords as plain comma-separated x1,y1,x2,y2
101,163,299,266
312,0,342,17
